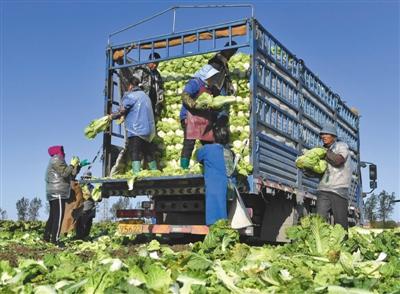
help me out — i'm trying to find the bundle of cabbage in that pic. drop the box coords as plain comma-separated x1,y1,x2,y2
195,92,241,110
295,147,328,174
156,52,253,176
84,115,111,139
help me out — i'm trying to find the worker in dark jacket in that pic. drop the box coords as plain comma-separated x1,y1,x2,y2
75,171,96,240
109,76,157,174
179,64,220,169
207,41,238,128
197,126,235,225
114,51,164,120
207,41,238,96
44,145,80,244
316,124,352,229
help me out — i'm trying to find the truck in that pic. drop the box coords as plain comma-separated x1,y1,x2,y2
86,5,377,242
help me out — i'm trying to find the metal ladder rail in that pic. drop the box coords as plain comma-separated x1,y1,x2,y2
108,19,250,71
108,4,254,45
107,5,254,69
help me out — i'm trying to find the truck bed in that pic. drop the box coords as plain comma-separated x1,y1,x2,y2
82,174,205,198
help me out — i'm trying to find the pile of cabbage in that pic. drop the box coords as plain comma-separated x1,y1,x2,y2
155,52,252,176
295,147,327,174
1,217,399,293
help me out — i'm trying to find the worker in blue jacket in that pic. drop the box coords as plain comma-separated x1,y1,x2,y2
197,126,235,225
109,76,157,173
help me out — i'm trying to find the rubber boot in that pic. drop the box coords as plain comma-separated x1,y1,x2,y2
180,157,190,169
148,160,157,170
132,161,141,174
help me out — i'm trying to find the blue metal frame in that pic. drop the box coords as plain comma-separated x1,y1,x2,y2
103,11,363,208
109,19,250,70
251,19,362,204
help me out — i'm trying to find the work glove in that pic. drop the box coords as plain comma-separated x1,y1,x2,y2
116,116,125,125
80,159,90,167
70,156,80,167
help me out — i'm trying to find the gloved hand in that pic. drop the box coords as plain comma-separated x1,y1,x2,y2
116,116,125,125
70,156,80,167
80,159,90,167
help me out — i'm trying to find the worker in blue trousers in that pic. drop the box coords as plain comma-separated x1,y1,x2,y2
197,126,235,225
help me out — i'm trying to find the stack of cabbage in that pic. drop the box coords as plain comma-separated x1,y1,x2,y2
155,52,252,176
295,147,327,174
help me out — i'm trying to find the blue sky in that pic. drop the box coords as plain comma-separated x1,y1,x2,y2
1,1,399,221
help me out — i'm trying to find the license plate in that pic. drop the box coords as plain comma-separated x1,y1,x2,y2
118,223,143,235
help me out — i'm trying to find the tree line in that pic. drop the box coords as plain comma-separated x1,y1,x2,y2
364,190,398,228
0,191,398,225
0,196,132,221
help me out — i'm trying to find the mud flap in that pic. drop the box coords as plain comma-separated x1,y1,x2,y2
229,186,253,229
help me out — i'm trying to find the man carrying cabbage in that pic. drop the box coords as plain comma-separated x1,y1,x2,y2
109,76,157,174
179,64,221,169
316,124,352,229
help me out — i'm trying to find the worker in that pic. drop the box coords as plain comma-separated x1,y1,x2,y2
207,40,238,96
44,145,80,245
207,41,239,128
109,76,157,173
75,171,96,240
179,64,220,169
197,126,235,225
114,51,164,120
316,124,352,229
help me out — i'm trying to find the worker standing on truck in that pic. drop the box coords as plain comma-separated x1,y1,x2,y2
44,145,80,245
197,126,235,225
109,76,157,174
179,64,220,169
316,124,352,229
114,51,164,120
208,41,238,128
208,41,238,96
75,171,96,240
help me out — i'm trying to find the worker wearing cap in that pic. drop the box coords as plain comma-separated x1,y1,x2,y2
75,171,96,240
316,123,352,229
115,51,164,120
208,40,238,97
179,64,220,169
207,41,239,128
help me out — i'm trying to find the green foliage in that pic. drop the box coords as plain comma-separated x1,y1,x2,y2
1,216,400,292
364,194,378,223
16,197,30,221
365,190,397,226
109,197,131,220
27,197,42,221
376,190,396,224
